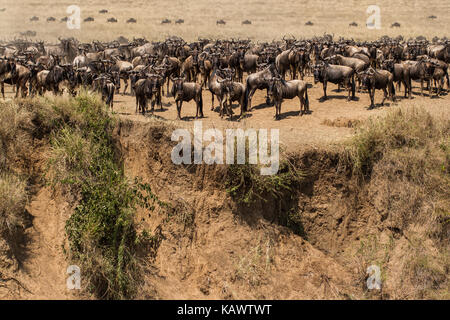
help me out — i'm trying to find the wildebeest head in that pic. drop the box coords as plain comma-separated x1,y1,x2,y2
359,68,376,88
381,59,395,72
171,76,185,100
313,62,326,84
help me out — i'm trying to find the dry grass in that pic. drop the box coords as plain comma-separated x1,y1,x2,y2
1,0,449,42
342,105,450,299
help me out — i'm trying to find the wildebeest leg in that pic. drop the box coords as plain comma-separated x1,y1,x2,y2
381,88,387,106
248,87,257,110
428,79,432,97
322,81,328,100
211,93,215,111
166,78,170,97
176,101,182,120
1,82,4,99
368,88,375,109
265,88,271,105
15,82,20,98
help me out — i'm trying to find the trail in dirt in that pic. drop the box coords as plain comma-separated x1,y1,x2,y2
10,188,75,299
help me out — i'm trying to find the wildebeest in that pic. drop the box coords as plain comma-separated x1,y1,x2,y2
222,77,246,118
428,15,437,19
61,17,68,22
349,22,358,27
161,19,171,24
391,22,401,28
382,59,412,99
244,63,279,110
313,61,356,101
110,55,133,94
0,58,16,98
99,9,108,14
404,58,435,96
242,20,252,25
47,17,56,22
328,54,369,91
359,68,396,109
171,77,204,119
127,18,137,23
305,21,314,26
30,16,39,22
94,76,115,110
107,17,118,23
267,77,309,119
84,17,94,22
216,20,226,25
175,19,184,24
207,66,229,116
134,75,163,114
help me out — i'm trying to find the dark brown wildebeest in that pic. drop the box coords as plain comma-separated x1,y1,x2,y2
127,18,137,23
391,22,401,28
3,63,31,98
216,19,226,25
313,61,356,101
242,20,252,25
222,77,246,118
161,55,182,95
171,77,204,119
94,75,116,111
47,17,56,22
349,22,358,27
382,59,412,99
161,19,171,24
403,58,435,97
289,47,309,80
99,9,108,14
244,63,279,110
267,77,309,120
84,17,94,22
107,17,118,23
30,16,39,22
134,76,161,114
61,17,68,22
0,58,16,98
175,19,184,24
305,21,313,26
359,68,396,109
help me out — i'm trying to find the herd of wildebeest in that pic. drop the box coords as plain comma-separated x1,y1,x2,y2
0,34,449,120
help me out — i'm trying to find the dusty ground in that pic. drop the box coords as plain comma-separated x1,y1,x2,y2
3,75,450,153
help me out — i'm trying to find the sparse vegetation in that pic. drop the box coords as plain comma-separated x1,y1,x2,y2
44,92,164,299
